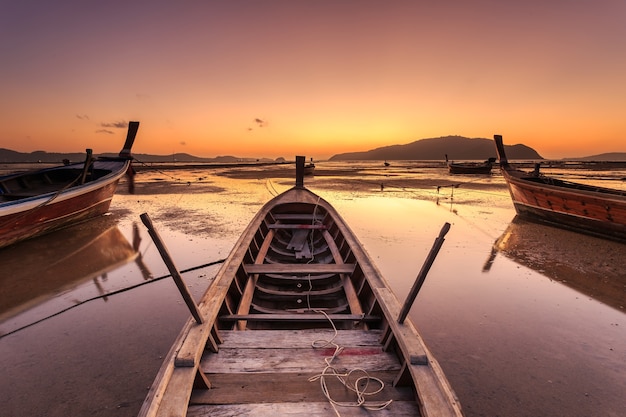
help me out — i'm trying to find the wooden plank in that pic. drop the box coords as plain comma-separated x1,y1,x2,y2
373,287,463,417
219,314,378,323
237,229,276,330
273,213,325,221
244,263,355,275
286,228,309,250
152,365,196,417
217,329,384,349
174,282,230,367
269,224,327,229
322,230,364,316
190,371,414,404
187,401,420,417
200,346,401,374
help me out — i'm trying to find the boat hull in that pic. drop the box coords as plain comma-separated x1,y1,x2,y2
504,174,626,240
0,163,129,248
448,164,492,175
494,134,626,241
0,121,138,248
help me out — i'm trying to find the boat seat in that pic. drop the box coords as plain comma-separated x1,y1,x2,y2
243,263,355,275
219,313,379,323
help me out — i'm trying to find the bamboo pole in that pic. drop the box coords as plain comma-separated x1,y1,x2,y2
140,212,204,324
398,222,451,323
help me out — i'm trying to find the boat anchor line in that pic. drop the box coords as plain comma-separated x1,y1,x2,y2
0,258,225,339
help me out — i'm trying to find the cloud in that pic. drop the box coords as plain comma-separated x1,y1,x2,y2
254,118,267,127
76,114,90,120
100,121,128,129
179,141,186,146
95,129,115,135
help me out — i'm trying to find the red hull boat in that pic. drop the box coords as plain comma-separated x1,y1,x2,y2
0,122,139,248
494,134,626,241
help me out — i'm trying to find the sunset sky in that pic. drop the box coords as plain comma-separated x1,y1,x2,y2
1,0,625,160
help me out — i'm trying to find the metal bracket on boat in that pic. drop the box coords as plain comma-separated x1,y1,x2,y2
397,222,451,324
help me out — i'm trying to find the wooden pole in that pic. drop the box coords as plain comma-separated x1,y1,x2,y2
398,222,451,324
140,212,204,324
80,149,93,184
295,155,305,188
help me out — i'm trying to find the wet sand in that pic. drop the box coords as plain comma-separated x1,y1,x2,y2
1,162,625,417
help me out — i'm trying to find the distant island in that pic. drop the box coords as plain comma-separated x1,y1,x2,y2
329,136,541,161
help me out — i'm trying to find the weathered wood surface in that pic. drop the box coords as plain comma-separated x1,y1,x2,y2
217,329,383,348
200,344,400,374
375,287,463,417
219,314,378,323
243,263,356,274
190,371,414,404
187,400,421,416
191,328,421,416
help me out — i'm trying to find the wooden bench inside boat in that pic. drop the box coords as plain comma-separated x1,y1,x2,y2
243,263,356,275
219,313,379,323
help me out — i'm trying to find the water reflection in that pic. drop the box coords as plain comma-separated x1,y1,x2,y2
484,215,626,312
0,215,139,323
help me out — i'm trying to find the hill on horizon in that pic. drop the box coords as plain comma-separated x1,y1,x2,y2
0,148,283,164
329,136,542,161
566,152,626,162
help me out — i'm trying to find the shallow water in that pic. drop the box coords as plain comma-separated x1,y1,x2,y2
1,161,625,417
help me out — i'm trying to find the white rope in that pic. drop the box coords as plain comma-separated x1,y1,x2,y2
308,310,393,416
302,196,391,414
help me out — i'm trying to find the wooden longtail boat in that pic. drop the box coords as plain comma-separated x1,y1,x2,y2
0,122,139,248
139,157,463,417
445,154,495,175
494,134,626,241
304,158,316,175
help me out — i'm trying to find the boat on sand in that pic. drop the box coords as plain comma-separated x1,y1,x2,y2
445,154,495,175
138,157,463,417
0,122,139,248
494,134,626,241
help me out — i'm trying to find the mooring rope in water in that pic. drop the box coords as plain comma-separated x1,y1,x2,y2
0,258,226,339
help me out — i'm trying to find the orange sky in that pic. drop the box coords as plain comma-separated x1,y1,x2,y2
1,1,625,160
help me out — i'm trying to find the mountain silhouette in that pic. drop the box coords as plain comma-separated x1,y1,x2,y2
329,136,542,161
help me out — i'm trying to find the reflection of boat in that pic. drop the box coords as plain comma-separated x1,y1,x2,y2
485,216,626,312
0,122,139,248
445,154,495,174
139,157,462,417
0,215,138,322
494,134,626,240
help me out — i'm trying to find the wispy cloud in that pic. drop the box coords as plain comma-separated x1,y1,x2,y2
95,129,115,135
248,117,268,131
101,121,128,129
76,114,90,120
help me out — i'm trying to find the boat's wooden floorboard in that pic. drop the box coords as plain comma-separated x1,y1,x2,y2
200,341,400,374
187,400,420,416
190,370,414,404
191,329,420,416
